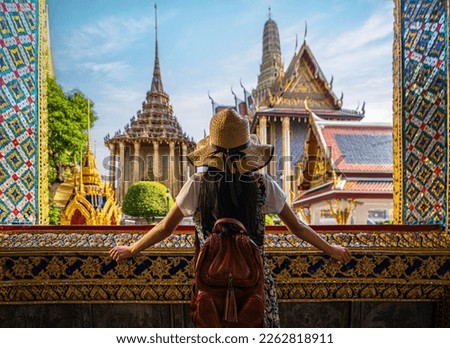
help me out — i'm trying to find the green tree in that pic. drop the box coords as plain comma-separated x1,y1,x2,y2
47,77,97,183
122,182,174,223
48,203,61,225
265,214,275,226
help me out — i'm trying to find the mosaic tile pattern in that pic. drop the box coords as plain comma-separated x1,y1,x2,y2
0,1,38,224
401,0,448,225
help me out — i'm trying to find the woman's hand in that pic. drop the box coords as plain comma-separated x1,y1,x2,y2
327,245,352,264
109,245,134,262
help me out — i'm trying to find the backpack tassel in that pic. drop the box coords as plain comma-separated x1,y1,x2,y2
224,274,238,323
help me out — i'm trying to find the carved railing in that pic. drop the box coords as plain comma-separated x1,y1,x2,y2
0,225,449,309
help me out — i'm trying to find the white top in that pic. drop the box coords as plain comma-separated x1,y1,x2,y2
175,173,287,217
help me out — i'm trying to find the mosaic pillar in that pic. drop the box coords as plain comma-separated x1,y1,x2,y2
0,0,49,224
393,0,449,226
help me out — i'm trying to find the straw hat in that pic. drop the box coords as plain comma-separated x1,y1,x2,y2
188,108,273,173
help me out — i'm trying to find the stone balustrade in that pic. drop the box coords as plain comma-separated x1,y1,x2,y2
0,224,449,327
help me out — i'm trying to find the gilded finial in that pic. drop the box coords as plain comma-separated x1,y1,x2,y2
294,33,298,53
208,90,215,115
332,169,341,188
303,21,308,43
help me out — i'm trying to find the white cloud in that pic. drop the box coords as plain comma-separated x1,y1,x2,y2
80,61,131,79
324,13,393,55
63,14,151,60
171,92,214,141
300,4,395,121
220,42,261,81
96,84,144,121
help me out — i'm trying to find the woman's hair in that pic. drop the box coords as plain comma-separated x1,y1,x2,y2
198,168,258,240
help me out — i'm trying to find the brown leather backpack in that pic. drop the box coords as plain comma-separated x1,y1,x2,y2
190,218,265,328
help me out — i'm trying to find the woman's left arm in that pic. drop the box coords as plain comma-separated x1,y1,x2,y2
278,203,352,264
109,203,185,262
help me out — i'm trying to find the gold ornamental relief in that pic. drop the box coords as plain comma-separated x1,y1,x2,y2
392,0,404,224
116,287,136,301
335,285,354,299
164,286,184,301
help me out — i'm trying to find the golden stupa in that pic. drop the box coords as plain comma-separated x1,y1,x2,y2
60,106,121,225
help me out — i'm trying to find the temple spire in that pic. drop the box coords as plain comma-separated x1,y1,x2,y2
150,4,164,93
255,9,284,107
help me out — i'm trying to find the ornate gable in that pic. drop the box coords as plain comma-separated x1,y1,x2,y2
298,113,333,191
270,42,341,110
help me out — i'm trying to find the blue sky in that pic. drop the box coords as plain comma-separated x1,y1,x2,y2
47,0,394,175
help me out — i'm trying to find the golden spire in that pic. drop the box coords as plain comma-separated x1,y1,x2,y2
82,99,101,186
60,100,121,225
79,150,84,193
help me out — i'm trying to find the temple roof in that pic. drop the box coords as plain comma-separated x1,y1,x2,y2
254,106,364,121
294,112,393,207
311,115,393,175
265,41,362,120
295,111,393,199
253,14,364,121
293,179,393,206
105,6,193,147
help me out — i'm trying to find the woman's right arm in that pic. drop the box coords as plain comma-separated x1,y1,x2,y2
110,174,200,262
109,203,185,262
